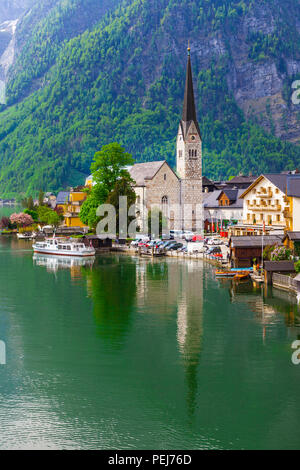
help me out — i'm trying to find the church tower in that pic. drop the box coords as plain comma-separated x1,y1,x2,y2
176,45,203,232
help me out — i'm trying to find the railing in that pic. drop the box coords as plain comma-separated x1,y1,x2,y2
273,273,298,292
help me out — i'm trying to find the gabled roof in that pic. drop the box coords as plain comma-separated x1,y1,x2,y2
240,173,300,199
202,176,215,186
203,189,244,209
129,161,177,186
230,235,283,248
217,189,239,203
227,175,257,185
283,231,300,241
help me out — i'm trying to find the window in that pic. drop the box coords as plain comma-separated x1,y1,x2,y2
164,174,167,181
178,150,182,158
162,196,168,216
194,150,197,158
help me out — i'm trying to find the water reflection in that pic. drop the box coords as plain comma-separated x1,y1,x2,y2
227,278,300,341
84,255,137,345
33,253,95,275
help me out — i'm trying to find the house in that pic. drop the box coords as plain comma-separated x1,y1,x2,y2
56,191,70,212
225,175,257,190
203,189,244,233
129,47,203,232
202,176,218,193
283,231,300,255
229,235,283,268
283,174,300,232
235,173,300,236
63,188,88,228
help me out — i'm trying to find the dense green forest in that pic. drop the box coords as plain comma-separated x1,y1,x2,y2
1,0,300,196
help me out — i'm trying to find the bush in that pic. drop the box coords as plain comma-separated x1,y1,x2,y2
270,245,292,261
295,260,300,273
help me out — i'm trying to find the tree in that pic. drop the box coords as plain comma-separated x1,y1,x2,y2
27,196,34,210
10,213,33,228
38,190,45,207
106,176,136,237
37,206,60,226
0,217,10,229
24,209,38,222
80,195,100,229
91,143,134,202
80,143,135,230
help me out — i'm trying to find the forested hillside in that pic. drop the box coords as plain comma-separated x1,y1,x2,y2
1,0,300,196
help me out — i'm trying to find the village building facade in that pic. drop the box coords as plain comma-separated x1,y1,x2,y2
230,173,300,237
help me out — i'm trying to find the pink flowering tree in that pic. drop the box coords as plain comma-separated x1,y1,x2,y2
10,212,33,228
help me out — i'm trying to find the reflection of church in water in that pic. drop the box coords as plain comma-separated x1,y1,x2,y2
136,258,203,415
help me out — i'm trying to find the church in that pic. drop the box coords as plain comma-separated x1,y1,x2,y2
129,47,203,233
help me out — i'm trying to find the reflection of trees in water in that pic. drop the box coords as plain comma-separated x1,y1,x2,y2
85,256,137,345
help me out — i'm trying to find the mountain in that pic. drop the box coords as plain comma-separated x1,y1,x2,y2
1,0,300,196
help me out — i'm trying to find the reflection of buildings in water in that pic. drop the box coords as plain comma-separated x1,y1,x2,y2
33,254,95,277
136,257,204,417
228,280,300,339
176,261,204,418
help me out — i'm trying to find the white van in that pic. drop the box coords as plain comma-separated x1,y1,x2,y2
187,242,205,254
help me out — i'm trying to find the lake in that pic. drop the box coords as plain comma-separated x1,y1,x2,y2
0,209,300,449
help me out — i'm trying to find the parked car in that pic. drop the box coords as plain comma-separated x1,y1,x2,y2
131,236,149,247
168,243,184,251
206,246,222,255
159,240,177,251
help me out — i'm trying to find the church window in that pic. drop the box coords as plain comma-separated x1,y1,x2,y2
194,150,197,158
164,174,167,181
189,149,191,157
162,196,168,216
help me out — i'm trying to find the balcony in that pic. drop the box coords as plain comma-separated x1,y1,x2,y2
248,204,281,211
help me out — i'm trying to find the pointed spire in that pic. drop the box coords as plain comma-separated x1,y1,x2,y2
182,44,197,123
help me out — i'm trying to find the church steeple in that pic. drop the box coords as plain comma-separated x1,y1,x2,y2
176,44,202,182
182,46,197,124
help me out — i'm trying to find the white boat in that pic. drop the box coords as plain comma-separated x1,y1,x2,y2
17,232,36,240
32,237,95,257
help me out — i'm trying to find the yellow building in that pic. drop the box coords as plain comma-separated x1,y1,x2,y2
63,190,88,228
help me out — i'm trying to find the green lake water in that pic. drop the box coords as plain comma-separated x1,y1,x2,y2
0,208,300,449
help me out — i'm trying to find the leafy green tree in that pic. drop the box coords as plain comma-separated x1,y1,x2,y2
80,194,100,229
91,143,134,202
24,209,38,222
80,143,135,229
106,176,136,237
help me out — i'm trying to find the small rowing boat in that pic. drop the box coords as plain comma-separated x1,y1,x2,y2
234,272,250,280
216,271,236,278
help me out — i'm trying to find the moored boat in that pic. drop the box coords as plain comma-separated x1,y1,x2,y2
233,272,250,281
216,271,236,278
32,237,95,257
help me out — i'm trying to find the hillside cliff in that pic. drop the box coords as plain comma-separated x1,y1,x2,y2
0,0,300,195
